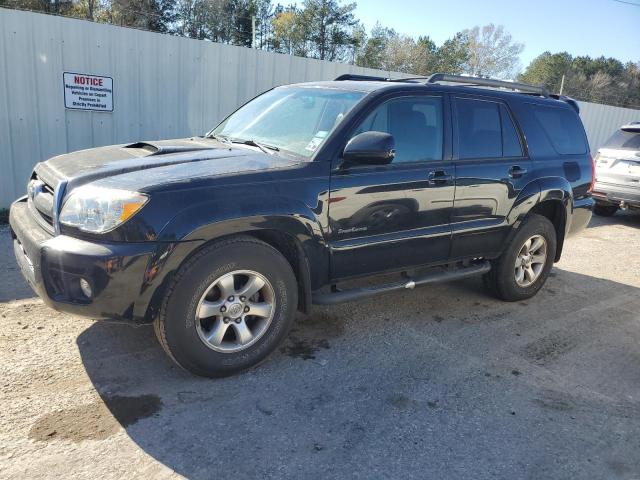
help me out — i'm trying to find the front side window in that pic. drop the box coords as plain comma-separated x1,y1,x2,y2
353,96,444,163
456,98,524,159
211,87,365,159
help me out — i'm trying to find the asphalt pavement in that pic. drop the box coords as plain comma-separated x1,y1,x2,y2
1,213,639,479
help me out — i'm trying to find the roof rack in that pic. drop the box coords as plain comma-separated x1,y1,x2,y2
334,74,390,82
335,72,549,96
426,73,549,96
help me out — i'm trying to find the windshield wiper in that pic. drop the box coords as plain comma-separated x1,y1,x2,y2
230,138,280,155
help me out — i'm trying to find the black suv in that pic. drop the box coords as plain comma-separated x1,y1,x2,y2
10,73,594,377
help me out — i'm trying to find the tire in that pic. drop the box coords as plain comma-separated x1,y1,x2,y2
484,214,557,302
154,236,298,378
593,204,618,217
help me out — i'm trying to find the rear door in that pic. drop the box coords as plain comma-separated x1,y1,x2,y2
327,92,454,280
450,95,533,260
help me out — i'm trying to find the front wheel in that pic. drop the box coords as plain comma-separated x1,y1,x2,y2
154,236,298,377
484,214,557,302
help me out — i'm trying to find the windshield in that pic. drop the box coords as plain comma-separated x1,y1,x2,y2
210,87,365,159
603,128,640,150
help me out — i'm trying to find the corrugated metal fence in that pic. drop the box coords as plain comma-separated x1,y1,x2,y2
577,101,640,153
0,8,407,207
1,8,639,208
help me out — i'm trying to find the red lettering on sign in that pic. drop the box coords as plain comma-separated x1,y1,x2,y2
73,75,104,86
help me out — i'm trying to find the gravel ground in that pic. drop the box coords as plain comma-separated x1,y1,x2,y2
1,213,639,480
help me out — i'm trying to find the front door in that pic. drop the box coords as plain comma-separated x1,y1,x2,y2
328,94,455,280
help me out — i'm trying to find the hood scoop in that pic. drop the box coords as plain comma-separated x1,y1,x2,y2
123,141,214,157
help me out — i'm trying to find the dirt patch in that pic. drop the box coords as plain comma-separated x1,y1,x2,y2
523,332,576,365
280,337,330,360
533,391,575,412
29,394,162,443
388,393,418,410
280,312,344,360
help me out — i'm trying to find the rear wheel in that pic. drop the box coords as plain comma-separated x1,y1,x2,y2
154,236,298,377
484,214,557,301
593,204,618,217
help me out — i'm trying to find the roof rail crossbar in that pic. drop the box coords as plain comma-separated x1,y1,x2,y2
334,74,390,82
427,73,549,96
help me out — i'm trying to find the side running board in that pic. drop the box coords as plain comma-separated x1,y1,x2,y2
312,261,491,305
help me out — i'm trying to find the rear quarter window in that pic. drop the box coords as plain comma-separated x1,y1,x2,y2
529,104,587,155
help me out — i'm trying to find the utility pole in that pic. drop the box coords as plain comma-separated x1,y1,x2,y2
251,16,256,49
559,74,565,95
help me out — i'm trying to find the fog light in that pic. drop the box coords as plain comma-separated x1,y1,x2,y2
79,278,92,298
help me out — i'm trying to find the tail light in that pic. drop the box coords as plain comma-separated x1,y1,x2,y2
587,152,595,193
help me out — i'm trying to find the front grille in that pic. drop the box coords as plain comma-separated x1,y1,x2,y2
27,172,56,232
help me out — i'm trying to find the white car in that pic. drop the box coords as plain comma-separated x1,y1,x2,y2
592,122,640,216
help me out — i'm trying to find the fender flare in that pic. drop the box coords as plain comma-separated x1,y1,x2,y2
505,177,573,261
132,196,327,321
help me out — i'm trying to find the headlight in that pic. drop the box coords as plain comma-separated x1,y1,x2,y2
59,186,148,233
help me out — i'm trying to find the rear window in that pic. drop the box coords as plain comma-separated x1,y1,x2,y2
529,104,587,155
603,129,640,150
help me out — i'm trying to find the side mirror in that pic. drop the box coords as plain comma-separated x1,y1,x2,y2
342,131,395,166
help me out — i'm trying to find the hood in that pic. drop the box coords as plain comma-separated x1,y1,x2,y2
33,137,301,192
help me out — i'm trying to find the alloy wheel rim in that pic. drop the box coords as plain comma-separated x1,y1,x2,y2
514,234,547,287
195,270,275,353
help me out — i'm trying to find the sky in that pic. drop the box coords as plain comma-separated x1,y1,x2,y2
353,0,639,69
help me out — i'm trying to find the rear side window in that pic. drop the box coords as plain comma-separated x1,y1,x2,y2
603,129,640,150
529,105,587,155
456,98,523,159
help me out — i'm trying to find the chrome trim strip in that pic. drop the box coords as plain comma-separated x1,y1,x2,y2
52,180,67,236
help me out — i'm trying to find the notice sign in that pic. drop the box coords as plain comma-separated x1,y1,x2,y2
63,72,113,112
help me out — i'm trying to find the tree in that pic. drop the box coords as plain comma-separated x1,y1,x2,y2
462,24,523,78
107,0,177,32
272,8,308,55
357,27,469,77
379,34,426,73
300,0,359,61
255,0,275,49
519,52,640,108
430,32,469,74
518,51,573,91
175,0,211,39
356,23,395,69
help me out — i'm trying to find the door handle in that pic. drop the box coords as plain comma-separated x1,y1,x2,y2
508,165,528,178
428,170,453,184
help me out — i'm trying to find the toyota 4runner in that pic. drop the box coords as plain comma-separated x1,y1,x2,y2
10,73,594,377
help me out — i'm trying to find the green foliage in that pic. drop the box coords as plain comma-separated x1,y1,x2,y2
355,26,469,76
270,0,360,61
520,52,640,108
2,0,638,107
355,23,395,69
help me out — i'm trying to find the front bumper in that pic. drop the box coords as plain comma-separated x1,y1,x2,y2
9,198,157,319
593,182,640,208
